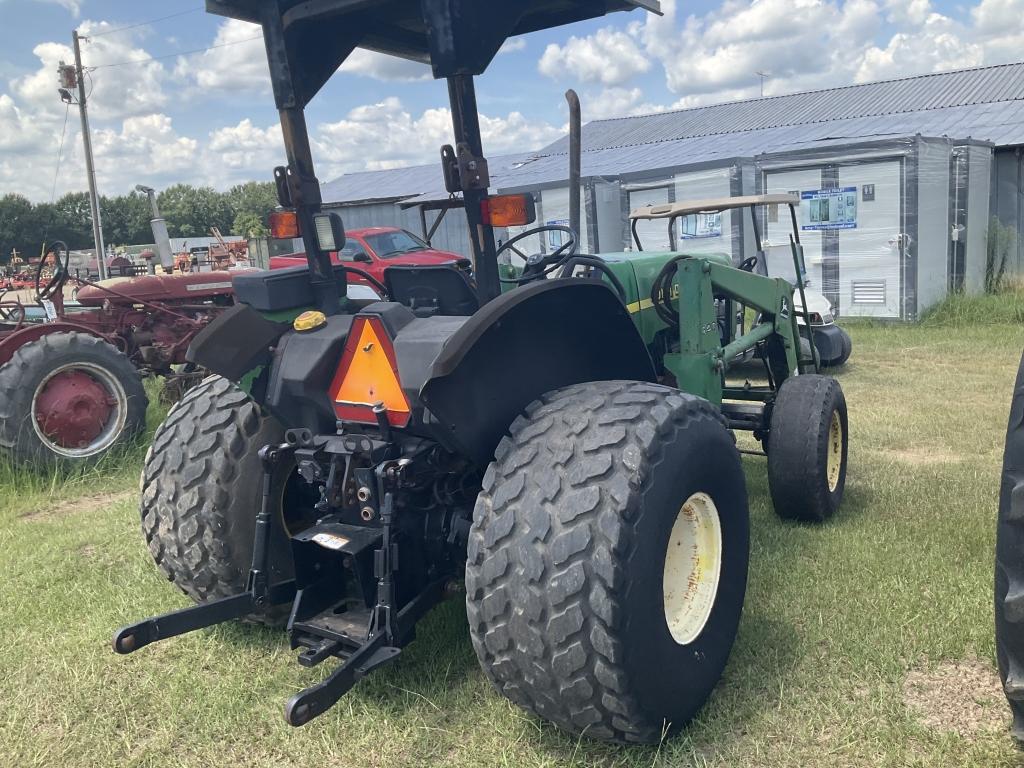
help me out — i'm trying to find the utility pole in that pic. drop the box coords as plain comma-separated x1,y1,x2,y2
60,31,107,279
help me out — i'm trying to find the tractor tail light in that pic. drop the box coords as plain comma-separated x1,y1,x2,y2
481,194,537,227
330,316,411,428
269,210,300,239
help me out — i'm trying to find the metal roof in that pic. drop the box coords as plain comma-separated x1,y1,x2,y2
322,61,1024,204
541,61,1024,156
321,152,534,205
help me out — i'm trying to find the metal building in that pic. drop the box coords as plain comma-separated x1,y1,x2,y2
321,61,1024,320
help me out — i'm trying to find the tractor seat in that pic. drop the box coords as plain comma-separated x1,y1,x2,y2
384,265,480,317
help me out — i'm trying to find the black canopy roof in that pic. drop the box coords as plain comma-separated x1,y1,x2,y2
208,1,659,85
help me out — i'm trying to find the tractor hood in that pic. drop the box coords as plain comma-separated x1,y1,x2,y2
76,272,243,307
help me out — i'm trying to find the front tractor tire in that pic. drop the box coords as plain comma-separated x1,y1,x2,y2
0,332,147,465
466,381,750,744
767,374,848,522
139,376,295,623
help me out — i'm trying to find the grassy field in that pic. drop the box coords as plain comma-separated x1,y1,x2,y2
1,296,1023,767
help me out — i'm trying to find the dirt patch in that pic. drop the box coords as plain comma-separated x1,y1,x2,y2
903,658,1007,737
20,490,133,522
876,446,962,466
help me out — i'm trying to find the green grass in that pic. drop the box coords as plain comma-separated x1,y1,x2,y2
2,299,1023,767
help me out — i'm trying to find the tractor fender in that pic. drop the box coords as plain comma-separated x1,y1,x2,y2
419,278,657,467
0,322,115,368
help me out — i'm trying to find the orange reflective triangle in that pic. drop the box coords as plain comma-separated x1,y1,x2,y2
332,318,410,425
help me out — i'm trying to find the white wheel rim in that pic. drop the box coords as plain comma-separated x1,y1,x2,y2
30,361,129,458
662,492,723,646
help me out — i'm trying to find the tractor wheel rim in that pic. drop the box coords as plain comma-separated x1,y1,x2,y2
662,491,723,646
31,362,129,458
826,410,843,493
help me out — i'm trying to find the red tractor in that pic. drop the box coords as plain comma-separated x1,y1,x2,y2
0,242,237,465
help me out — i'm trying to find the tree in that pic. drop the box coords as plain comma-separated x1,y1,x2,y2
157,184,234,238
226,181,277,221
102,192,153,248
48,192,94,250
0,194,34,266
233,212,268,239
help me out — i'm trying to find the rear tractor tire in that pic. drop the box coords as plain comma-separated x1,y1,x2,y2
139,376,297,624
466,381,750,744
996,350,1024,742
0,331,147,465
767,374,848,522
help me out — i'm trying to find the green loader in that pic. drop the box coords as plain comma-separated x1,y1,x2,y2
114,0,848,745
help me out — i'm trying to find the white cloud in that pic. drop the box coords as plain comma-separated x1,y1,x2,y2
499,38,527,55
538,27,650,86
856,13,983,82
174,18,268,93
91,114,198,186
314,98,560,179
602,0,1013,108
340,49,431,82
584,87,667,120
206,119,284,175
11,21,169,121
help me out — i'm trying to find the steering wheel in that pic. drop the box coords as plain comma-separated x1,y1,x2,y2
0,289,25,323
497,225,577,284
738,256,760,273
36,240,71,301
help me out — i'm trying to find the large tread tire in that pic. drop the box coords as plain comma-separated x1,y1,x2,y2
996,351,1024,742
767,374,848,522
466,381,750,744
139,376,294,623
0,331,147,465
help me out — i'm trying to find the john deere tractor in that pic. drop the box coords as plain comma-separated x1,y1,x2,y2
114,0,848,745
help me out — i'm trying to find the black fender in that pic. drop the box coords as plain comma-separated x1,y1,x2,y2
420,278,657,467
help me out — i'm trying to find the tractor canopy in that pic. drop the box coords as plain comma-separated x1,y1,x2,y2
208,0,660,88
206,0,660,312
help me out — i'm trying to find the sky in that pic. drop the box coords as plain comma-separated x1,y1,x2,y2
0,0,1022,203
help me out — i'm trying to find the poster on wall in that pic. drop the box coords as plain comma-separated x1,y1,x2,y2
546,219,570,248
678,212,723,239
800,187,858,230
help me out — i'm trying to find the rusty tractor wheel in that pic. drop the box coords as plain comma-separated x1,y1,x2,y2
0,332,148,465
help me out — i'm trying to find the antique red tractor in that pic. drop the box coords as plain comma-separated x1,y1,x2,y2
0,242,237,464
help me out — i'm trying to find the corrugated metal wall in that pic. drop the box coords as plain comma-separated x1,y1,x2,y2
992,149,1024,275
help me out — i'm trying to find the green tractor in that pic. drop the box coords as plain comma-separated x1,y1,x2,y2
114,0,848,745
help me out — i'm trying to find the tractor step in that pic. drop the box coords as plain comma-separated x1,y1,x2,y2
292,603,375,661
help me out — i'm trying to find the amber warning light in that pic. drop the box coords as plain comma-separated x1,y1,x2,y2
330,316,411,428
269,210,300,239
480,194,537,228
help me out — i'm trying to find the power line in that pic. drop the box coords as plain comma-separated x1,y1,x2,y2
86,7,204,38
42,102,72,245
49,104,72,205
90,35,263,69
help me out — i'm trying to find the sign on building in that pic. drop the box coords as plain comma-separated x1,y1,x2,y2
801,187,858,230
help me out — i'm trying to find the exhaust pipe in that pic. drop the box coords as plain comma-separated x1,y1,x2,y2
566,89,582,243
